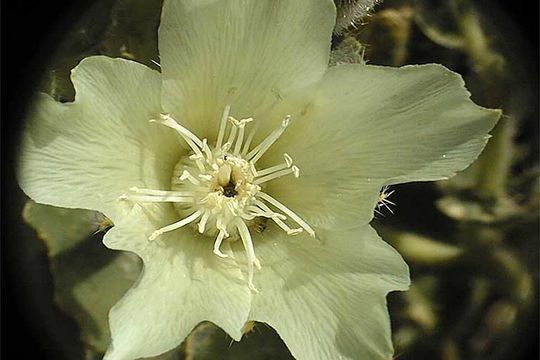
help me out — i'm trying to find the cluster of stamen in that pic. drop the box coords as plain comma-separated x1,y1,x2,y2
120,106,314,292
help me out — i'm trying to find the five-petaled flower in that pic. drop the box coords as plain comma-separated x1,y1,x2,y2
17,0,500,359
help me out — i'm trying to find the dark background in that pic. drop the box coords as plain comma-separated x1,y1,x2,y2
2,1,538,359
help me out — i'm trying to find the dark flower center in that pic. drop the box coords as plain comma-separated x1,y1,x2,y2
222,180,237,198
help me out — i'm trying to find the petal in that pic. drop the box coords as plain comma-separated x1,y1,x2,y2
247,226,409,360
158,0,336,138
18,56,182,222
22,200,106,256
103,204,251,359
264,63,500,228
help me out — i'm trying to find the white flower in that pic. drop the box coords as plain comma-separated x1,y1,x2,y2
17,0,500,359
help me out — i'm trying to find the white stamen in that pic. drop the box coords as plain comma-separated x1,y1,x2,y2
251,200,287,220
241,121,260,156
216,105,231,149
149,209,203,240
221,142,232,153
246,115,291,163
257,192,315,237
283,153,293,167
151,114,203,156
120,194,194,203
233,118,253,155
128,187,195,196
197,211,210,233
256,163,288,178
180,170,200,185
201,138,213,161
189,154,206,172
216,217,229,237
227,201,238,216
254,166,298,185
235,219,261,293
272,215,303,235
213,230,229,258
198,174,213,181
226,117,238,147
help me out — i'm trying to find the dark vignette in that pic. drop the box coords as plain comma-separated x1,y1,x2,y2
2,1,98,359
1,1,537,360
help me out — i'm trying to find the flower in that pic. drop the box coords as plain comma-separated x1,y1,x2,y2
17,0,500,359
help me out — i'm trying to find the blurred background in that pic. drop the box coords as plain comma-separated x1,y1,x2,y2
2,0,538,359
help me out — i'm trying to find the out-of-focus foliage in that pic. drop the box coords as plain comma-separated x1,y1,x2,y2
352,1,538,359
23,0,537,359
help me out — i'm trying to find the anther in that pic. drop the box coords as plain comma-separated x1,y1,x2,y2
284,153,293,167
291,165,300,178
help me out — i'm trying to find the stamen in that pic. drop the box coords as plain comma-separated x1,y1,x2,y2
256,192,315,237
201,138,213,161
253,166,299,185
226,117,238,148
226,201,238,216
283,153,293,167
233,118,253,155
198,174,213,181
251,200,286,220
246,115,291,164
128,187,195,196
180,170,200,185
149,209,203,240
119,194,194,203
189,153,206,172
151,114,203,156
271,215,303,235
248,202,301,234
245,207,273,219
216,105,231,149
197,211,211,233
216,217,229,237
249,162,258,177
241,121,260,156
235,219,261,293
256,160,290,178
221,142,232,153
213,230,229,258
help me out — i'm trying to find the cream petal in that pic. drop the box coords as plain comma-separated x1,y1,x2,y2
265,63,500,229
103,204,251,359
158,0,335,139
18,56,182,222
247,226,409,360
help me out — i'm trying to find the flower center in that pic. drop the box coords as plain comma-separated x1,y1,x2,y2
120,106,314,292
